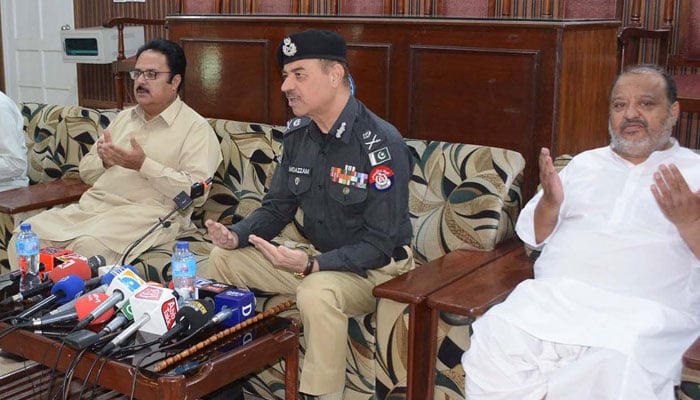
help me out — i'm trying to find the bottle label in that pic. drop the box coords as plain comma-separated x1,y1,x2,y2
172,257,196,277
17,239,39,257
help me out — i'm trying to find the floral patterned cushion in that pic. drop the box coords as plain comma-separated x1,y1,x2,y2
1,103,526,400
0,103,115,270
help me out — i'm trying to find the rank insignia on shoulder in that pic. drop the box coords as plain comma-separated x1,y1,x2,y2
368,147,391,166
369,165,394,191
285,117,310,133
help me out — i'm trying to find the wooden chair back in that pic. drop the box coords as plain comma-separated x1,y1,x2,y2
617,27,670,71
104,0,225,109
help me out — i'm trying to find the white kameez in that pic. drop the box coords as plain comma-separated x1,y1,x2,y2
463,141,700,399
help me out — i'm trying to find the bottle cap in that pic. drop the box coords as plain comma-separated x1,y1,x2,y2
20,223,31,231
176,241,189,250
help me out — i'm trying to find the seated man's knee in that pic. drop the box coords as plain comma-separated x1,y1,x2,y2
202,246,230,277
296,274,340,311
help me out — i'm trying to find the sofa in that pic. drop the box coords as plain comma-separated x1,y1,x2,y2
0,102,527,399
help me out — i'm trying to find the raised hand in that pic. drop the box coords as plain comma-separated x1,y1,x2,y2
96,131,146,170
248,234,308,275
205,219,239,250
652,163,700,260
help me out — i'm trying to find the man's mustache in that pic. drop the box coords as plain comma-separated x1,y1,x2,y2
136,85,149,93
620,118,647,130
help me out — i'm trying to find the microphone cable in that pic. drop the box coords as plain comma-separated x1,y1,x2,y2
118,206,178,266
59,346,89,400
43,340,68,400
75,330,120,400
118,184,202,266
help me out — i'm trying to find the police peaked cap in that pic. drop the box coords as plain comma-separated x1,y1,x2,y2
277,29,347,68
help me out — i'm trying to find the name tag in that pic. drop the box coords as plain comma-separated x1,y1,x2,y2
288,166,311,175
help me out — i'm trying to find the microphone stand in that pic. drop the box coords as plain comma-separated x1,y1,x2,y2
119,207,180,266
118,192,194,266
117,178,213,266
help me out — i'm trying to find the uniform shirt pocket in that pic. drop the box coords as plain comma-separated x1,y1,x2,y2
328,183,367,206
287,172,313,196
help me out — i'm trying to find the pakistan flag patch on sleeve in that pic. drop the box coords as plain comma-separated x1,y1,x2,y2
368,147,391,166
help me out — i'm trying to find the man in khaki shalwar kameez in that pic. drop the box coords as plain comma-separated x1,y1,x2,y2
8,38,221,269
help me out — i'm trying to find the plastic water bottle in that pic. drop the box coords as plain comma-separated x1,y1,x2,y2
172,241,197,305
16,223,41,292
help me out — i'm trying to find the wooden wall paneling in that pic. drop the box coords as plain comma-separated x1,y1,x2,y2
249,0,306,14
408,45,540,155
559,0,618,19
335,0,394,15
166,16,619,199
557,27,619,153
346,44,392,117
181,38,272,122
433,0,497,17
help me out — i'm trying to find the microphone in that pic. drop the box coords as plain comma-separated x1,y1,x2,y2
172,177,214,211
74,268,146,330
49,265,137,316
212,288,256,327
101,285,177,354
14,275,85,320
128,285,178,335
200,303,235,332
39,248,102,281
190,177,213,200
62,300,134,350
46,256,93,281
0,270,21,283
87,255,107,272
16,292,115,328
160,298,214,343
0,259,93,306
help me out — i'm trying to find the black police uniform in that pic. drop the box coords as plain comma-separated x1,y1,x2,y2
229,96,413,277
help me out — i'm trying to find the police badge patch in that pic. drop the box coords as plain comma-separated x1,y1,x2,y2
369,165,394,191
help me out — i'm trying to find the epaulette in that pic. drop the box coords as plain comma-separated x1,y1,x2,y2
284,116,312,135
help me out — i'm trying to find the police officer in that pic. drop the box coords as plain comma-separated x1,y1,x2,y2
203,29,414,400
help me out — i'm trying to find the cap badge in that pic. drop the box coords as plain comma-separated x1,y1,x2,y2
282,37,297,57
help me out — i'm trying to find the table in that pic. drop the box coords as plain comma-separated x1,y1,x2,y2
0,179,89,215
0,313,299,399
420,245,533,400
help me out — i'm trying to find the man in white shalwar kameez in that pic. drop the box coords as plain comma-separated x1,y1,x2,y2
7,38,222,268
462,64,700,400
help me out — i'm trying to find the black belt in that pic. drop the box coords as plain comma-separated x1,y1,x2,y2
392,246,409,261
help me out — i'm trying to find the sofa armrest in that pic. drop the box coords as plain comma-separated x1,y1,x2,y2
373,238,523,304
0,179,89,214
372,238,526,400
426,245,534,319
684,335,700,371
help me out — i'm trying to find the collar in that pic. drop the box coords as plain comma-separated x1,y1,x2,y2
130,96,183,126
608,137,680,166
316,96,359,144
